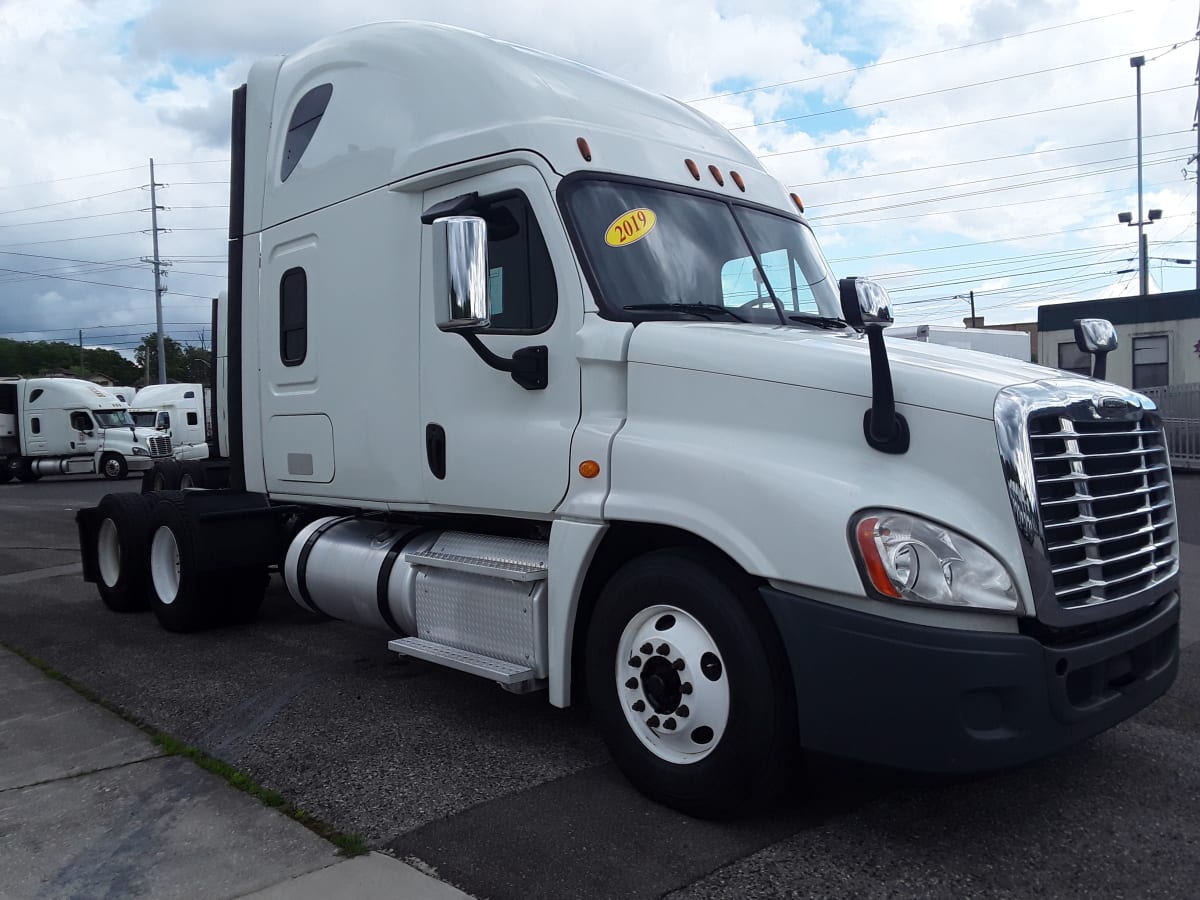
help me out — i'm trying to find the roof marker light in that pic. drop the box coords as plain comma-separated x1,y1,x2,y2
730,170,746,192
577,137,592,162
685,159,701,180
708,165,724,187
790,193,805,214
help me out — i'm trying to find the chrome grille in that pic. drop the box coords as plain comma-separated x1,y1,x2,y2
1029,413,1176,609
147,435,173,458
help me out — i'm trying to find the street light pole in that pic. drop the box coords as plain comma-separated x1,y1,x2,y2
1132,55,1147,295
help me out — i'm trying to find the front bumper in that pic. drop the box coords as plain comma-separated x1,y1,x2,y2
763,588,1179,773
127,457,155,471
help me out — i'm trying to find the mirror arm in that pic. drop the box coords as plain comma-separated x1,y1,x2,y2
1093,351,1109,381
863,324,910,454
460,332,548,391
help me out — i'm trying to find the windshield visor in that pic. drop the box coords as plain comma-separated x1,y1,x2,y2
95,410,134,428
563,179,841,323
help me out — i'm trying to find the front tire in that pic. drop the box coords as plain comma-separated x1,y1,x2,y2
586,548,798,817
15,459,41,482
101,452,128,481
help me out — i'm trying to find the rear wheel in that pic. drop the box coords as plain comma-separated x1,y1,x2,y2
143,459,182,493
180,460,207,489
147,495,212,632
15,459,41,482
586,548,798,818
219,567,270,625
93,493,155,612
100,452,128,481
0,461,11,484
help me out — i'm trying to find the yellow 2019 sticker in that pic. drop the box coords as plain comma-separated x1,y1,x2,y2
605,208,657,247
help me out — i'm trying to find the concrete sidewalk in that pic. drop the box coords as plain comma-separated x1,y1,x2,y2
0,647,470,899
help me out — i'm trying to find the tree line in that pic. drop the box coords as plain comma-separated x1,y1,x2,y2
0,334,211,385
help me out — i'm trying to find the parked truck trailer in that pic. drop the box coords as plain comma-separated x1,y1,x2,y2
76,23,1180,816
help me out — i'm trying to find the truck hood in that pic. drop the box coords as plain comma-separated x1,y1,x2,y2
626,322,1056,419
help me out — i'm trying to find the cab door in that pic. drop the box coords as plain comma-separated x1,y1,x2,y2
69,410,99,455
419,166,582,514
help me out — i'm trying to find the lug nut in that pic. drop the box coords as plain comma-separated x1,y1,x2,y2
681,682,693,694
632,700,645,712
677,705,689,718
656,644,670,655
673,658,685,671
629,656,642,668
664,718,677,731
625,677,638,689
646,715,660,728
640,642,653,655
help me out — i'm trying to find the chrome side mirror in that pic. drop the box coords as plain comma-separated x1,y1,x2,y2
1073,318,1117,381
838,277,894,328
432,216,490,331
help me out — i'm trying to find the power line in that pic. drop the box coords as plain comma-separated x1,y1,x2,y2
0,229,149,248
759,85,1193,159
810,179,1181,227
809,147,1189,210
729,43,1188,132
788,131,1192,188
687,9,1133,102
0,208,145,230
0,186,144,218
810,157,1187,221
0,264,214,299
0,322,207,336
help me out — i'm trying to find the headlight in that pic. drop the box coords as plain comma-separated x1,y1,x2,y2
851,511,1018,612
131,446,148,456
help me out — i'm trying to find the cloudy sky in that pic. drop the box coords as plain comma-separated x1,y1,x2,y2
0,0,1196,360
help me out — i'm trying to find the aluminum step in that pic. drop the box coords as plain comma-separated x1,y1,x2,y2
388,637,537,685
403,549,547,582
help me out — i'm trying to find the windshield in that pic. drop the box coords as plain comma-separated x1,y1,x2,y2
95,410,134,428
563,178,841,325
130,412,156,428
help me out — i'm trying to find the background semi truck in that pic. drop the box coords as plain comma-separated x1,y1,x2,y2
1,377,172,481
77,23,1180,816
130,383,211,461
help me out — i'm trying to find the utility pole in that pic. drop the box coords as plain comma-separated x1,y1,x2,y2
1132,55,1148,296
1194,9,1199,289
145,158,168,384
78,329,84,379
969,290,976,323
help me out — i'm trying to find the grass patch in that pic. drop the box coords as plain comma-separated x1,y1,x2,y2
1,640,369,857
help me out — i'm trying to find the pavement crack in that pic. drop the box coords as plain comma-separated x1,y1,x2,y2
0,754,169,795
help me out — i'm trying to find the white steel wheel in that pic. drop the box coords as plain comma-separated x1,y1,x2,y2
97,518,122,588
150,525,182,605
616,604,729,764
179,471,195,489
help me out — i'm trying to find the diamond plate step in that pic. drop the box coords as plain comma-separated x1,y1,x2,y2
403,549,547,582
388,637,537,685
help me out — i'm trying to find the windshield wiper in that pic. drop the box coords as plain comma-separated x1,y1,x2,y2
624,303,749,323
786,313,848,330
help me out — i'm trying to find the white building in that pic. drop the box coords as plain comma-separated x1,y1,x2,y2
1037,289,1199,390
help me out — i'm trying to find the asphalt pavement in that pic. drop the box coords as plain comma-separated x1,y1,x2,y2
1,474,1199,899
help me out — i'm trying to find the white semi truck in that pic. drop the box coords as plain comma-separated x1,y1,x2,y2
1,377,173,481
76,24,1180,816
130,383,211,460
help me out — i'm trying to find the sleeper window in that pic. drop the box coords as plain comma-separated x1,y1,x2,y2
280,267,308,366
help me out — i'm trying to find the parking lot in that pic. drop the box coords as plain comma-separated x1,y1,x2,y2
2,476,1200,899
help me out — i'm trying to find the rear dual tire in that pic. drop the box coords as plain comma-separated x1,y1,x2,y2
94,493,156,612
147,496,267,631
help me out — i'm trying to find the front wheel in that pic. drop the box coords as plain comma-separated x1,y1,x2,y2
586,548,798,817
101,452,128,480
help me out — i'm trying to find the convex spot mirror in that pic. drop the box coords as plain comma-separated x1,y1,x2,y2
1073,318,1118,354
838,277,894,329
433,216,491,332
